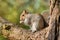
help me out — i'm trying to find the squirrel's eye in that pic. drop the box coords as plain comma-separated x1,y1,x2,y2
22,15,24,16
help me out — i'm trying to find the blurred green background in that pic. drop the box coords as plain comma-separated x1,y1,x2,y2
0,0,49,24
0,0,49,40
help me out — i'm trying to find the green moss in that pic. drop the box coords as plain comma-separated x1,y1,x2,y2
20,24,30,30
0,35,8,40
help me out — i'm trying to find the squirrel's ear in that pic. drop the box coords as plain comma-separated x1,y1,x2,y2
23,10,28,14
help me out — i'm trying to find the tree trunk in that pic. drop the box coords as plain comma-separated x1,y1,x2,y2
49,0,60,40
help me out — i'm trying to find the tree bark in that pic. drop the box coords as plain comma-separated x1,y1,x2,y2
49,0,60,40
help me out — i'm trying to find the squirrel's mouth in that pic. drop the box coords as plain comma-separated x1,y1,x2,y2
20,21,24,24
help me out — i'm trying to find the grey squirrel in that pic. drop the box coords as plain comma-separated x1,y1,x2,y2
20,10,50,32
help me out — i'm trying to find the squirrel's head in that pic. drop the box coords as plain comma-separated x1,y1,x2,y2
20,10,28,24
